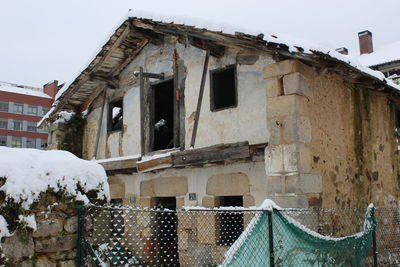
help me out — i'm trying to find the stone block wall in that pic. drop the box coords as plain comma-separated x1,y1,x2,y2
0,195,80,266
264,59,322,208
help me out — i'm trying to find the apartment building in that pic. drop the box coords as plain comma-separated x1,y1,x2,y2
0,81,58,148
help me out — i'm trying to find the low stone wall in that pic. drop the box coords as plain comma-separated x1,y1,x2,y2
1,194,80,267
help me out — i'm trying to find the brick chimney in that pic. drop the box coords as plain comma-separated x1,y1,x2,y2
358,30,373,55
43,80,59,101
335,47,348,55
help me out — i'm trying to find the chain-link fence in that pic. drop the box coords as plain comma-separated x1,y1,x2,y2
77,204,400,266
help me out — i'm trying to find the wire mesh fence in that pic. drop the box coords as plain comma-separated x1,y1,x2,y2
78,204,400,266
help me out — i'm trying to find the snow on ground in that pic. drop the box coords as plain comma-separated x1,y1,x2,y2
0,147,110,209
358,41,400,67
0,81,51,99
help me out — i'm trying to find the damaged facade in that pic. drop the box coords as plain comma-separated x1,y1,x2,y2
41,17,400,211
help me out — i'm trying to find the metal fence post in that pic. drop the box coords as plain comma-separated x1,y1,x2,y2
267,210,275,267
76,202,85,267
372,207,378,267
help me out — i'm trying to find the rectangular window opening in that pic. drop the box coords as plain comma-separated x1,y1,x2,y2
13,103,23,114
28,105,38,115
11,137,22,148
154,197,179,265
26,138,36,148
0,119,7,129
109,100,123,132
13,120,22,131
27,122,37,132
210,65,237,111
0,136,6,146
0,102,8,112
151,79,174,151
217,196,244,246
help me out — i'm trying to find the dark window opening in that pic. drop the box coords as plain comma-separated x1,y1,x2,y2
210,66,237,111
152,79,174,151
109,100,123,132
110,198,124,237
217,196,243,246
154,197,179,266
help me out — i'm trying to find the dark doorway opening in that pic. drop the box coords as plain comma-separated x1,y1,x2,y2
155,197,180,266
217,196,244,246
152,79,174,151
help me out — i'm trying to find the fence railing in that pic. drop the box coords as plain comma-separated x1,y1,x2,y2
77,204,400,266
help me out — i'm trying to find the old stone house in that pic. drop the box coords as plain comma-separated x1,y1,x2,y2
40,17,400,212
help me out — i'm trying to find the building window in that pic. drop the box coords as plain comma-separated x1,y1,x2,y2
0,101,8,112
0,119,7,129
109,100,123,132
42,107,50,115
151,79,175,151
40,139,47,149
210,65,237,111
27,122,37,132
13,103,24,113
217,196,243,246
11,137,22,148
13,120,22,131
26,138,36,148
0,136,6,146
28,105,38,115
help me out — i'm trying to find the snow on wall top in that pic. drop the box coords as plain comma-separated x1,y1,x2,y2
358,41,400,67
0,81,51,99
0,147,110,209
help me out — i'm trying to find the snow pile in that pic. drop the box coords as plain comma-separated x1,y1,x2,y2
18,215,37,231
53,111,76,124
0,215,11,242
358,41,400,67
0,147,110,209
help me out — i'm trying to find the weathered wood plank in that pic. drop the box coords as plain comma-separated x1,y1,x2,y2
99,157,139,171
190,50,210,148
172,141,250,167
137,156,173,172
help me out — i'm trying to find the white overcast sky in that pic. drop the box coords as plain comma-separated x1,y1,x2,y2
0,0,399,88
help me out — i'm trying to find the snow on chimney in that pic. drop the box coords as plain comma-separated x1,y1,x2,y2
336,47,348,55
358,30,373,55
43,80,59,101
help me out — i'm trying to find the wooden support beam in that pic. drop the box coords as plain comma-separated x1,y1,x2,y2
172,141,250,167
137,155,173,172
94,88,107,159
130,23,164,45
89,72,119,89
109,40,148,77
190,50,210,148
188,36,225,58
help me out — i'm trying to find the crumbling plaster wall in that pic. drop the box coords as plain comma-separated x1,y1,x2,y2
108,161,266,208
82,36,273,159
264,59,400,208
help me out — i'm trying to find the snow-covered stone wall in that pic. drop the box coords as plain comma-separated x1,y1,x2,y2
0,147,110,266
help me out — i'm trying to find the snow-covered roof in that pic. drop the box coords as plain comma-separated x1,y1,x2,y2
0,81,52,99
358,41,400,67
0,147,110,209
40,13,400,126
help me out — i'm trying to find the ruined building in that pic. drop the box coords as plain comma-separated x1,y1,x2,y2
40,17,400,209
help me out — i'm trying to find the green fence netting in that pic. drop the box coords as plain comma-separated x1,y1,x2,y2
221,206,376,267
